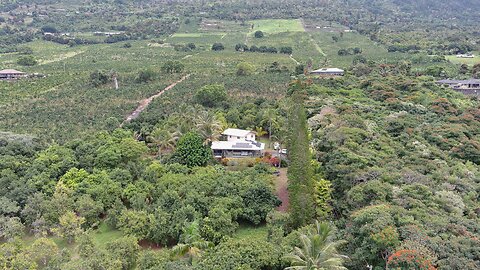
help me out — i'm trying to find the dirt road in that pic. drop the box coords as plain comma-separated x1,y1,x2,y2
275,168,289,212
122,74,190,125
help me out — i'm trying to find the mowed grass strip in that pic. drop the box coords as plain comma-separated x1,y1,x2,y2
249,19,304,35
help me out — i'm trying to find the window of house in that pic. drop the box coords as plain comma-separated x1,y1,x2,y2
237,136,240,139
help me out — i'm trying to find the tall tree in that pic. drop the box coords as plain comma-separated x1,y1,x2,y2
173,132,212,167
195,111,223,145
172,221,212,265
287,80,316,228
53,211,84,243
284,221,348,270
149,127,178,157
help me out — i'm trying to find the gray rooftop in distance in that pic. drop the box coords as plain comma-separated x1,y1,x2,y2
437,79,480,84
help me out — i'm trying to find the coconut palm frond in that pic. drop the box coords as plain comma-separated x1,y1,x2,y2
283,221,348,270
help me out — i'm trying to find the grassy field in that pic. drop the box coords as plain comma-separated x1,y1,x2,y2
446,54,480,66
249,19,304,35
233,224,268,240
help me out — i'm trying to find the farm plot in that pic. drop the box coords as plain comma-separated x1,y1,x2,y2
0,40,186,141
310,31,409,68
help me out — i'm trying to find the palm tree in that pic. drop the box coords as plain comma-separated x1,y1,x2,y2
172,221,213,265
284,221,348,270
262,108,279,147
148,127,178,157
195,111,223,145
255,126,268,137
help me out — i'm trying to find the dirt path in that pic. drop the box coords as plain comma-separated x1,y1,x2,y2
275,168,289,212
122,74,190,125
300,18,327,57
289,55,300,65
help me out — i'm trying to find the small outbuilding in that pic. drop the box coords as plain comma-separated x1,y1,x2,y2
0,69,27,80
310,67,344,77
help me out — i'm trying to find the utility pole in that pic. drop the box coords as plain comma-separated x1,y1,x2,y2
113,74,119,90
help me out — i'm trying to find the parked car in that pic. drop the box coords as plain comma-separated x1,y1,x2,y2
272,170,280,176
280,149,287,154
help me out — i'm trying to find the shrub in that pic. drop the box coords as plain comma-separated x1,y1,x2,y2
295,64,305,75
90,70,110,86
161,61,184,74
41,25,58,33
211,43,225,51
254,30,264,38
17,55,37,66
136,69,156,83
280,46,293,54
236,62,255,76
186,42,196,50
235,43,249,52
194,84,227,108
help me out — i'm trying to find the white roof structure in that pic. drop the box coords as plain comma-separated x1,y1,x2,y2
211,140,265,151
0,69,25,75
310,68,344,73
222,128,254,137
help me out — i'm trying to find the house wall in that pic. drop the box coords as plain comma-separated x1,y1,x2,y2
454,88,480,96
221,150,262,158
226,133,256,142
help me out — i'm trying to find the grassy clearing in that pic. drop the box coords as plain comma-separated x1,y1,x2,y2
39,50,85,65
92,222,124,248
445,54,480,66
249,19,304,35
233,224,268,240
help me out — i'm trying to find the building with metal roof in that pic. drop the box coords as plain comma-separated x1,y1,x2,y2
310,67,344,77
211,129,265,158
0,69,26,80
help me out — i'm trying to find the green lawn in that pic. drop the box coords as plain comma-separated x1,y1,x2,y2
249,19,304,35
92,222,124,248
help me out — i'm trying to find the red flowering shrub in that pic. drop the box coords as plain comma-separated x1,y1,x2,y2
387,249,436,270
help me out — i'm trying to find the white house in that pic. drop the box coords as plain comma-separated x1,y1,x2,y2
456,53,475,58
222,128,256,142
211,128,265,158
310,68,344,77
